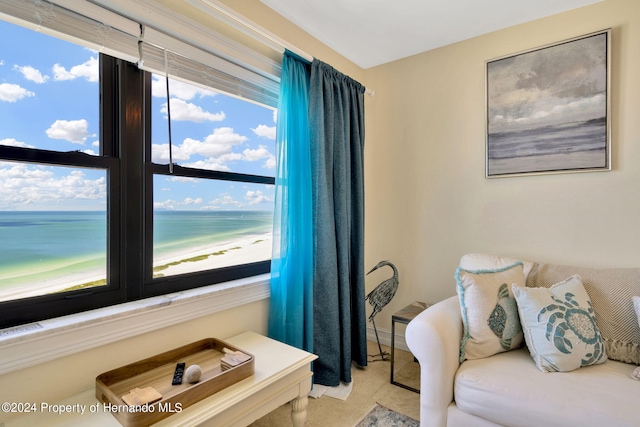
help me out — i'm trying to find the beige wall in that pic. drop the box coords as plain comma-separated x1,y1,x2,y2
364,0,640,330
216,0,365,82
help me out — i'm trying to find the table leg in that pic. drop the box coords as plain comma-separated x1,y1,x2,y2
291,395,308,427
390,318,396,383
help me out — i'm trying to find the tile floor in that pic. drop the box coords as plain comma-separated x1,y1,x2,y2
249,341,420,426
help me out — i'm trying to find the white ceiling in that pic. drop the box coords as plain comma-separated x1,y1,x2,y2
260,0,603,69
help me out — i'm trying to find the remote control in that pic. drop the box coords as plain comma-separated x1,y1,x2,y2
172,362,186,385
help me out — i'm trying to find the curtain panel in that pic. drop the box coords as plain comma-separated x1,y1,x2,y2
268,51,314,352
309,59,367,386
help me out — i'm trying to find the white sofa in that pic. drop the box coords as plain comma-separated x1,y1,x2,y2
405,254,640,427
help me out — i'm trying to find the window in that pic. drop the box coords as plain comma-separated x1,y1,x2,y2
0,18,276,328
149,75,275,279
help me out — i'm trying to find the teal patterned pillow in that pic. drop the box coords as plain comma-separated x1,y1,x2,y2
456,262,525,362
513,275,607,372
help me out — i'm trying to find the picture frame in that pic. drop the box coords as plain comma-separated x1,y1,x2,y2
485,29,611,178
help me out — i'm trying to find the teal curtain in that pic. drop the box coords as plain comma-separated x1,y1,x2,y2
268,51,314,352
309,59,367,386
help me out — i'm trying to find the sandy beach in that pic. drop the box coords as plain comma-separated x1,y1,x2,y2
0,233,272,302
153,233,272,277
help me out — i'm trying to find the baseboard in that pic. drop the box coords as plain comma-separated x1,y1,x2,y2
366,324,410,352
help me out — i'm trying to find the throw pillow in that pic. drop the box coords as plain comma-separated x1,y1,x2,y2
513,275,607,372
526,263,640,365
459,253,535,279
456,261,525,362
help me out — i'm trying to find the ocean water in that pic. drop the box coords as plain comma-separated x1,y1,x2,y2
0,210,273,294
487,119,607,175
153,210,273,259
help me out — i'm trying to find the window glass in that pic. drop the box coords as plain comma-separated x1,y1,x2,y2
150,75,275,278
0,162,107,302
153,176,274,278
150,75,276,176
0,16,276,326
0,21,99,154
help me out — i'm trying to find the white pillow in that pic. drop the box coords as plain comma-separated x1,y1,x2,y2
459,253,535,279
456,261,525,362
513,275,607,372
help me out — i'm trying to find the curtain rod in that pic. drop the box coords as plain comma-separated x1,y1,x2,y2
184,0,375,97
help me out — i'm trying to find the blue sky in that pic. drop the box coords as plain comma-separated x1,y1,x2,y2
0,19,276,211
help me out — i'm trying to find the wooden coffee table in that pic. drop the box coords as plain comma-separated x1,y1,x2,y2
6,331,317,427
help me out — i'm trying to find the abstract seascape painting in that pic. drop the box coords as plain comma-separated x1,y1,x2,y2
486,30,610,177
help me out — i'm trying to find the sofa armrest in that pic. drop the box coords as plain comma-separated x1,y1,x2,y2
406,296,463,427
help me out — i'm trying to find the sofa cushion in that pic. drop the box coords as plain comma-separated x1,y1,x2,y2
455,348,638,427
456,262,525,362
513,275,607,372
526,263,640,365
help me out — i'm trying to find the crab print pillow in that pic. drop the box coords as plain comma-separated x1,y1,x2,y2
513,275,607,372
456,261,525,362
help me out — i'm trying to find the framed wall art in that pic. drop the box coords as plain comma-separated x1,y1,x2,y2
485,29,611,178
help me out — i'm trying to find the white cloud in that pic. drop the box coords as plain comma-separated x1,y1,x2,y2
154,197,203,210
243,145,276,169
13,64,49,83
207,194,244,209
53,56,98,82
245,190,273,205
0,83,34,102
184,197,203,205
160,98,225,122
152,127,247,163
252,124,276,140
154,199,177,210
243,145,271,161
151,75,217,100
264,155,276,169
0,162,106,209
152,129,277,171
150,143,191,164
0,60,4,66
182,158,232,172
167,176,197,183
273,109,277,123
45,119,93,144
0,138,34,148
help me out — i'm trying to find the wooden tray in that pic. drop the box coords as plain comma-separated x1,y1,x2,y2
96,338,254,427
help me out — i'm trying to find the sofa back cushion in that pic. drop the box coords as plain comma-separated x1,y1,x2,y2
527,262,640,365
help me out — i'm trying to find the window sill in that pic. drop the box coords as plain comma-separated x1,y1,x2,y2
0,274,270,375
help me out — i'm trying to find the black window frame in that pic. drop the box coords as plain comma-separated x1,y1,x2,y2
0,54,274,329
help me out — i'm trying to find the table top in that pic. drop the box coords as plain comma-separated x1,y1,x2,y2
392,301,430,323
5,331,317,427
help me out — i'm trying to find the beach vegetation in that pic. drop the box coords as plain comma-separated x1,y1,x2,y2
57,279,107,293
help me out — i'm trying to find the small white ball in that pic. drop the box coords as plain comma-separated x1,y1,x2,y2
185,364,202,383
